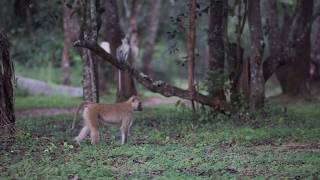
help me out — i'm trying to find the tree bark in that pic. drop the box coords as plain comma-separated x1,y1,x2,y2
187,0,196,112
276,0,313,96
0,29,15,149
208,0,227,99
248,0,265,110
264,0,282,59
141,0,161,75
311,7,320,79
80,0,99,102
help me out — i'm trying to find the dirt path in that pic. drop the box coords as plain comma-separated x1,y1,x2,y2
16,97,185,119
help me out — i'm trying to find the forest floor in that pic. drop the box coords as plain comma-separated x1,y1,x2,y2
15,96,183,118
1,95,320,179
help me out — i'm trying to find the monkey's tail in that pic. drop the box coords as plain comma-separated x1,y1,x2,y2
71,101,93,130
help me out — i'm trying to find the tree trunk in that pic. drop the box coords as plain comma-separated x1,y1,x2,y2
264,0,282,60
101,0,123,91
248,0,265,110
311,7,320,80
208,0,227,99
276,0,313,96
141,0,161,75
61,1,81,85
81,0,99,102
0,29,15,149
62,3,72,85
25,1,33,36
187,0,196,112
82,49,99,102
102,0,137,102
118,0,140,102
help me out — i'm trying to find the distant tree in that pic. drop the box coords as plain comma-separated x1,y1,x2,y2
0,1,14,28
274,0,314,96
208,0,228,100
187,0,197,112
311,4,320,80
142,0,161,76
0,29,15,148
248,0,265,110
61,2,79,85
14,0,34,36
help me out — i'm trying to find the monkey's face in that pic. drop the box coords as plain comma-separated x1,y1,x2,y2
129,96,143,111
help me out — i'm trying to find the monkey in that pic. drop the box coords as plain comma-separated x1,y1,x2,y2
72,96,142,145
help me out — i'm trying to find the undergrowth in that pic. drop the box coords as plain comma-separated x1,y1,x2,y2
1,103,320,179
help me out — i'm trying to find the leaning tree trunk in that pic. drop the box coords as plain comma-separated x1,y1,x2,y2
276,0,313,96
141,0,161,76
208,0,227,100
248,0,265,110
0,29,15,149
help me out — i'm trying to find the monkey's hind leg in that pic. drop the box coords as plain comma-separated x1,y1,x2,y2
74,126,90,144
90,127,100,145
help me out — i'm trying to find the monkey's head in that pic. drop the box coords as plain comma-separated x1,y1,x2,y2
128,96,143,111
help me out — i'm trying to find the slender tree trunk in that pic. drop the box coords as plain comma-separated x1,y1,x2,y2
142,0,161,75
187,0,196,112
208,0,227,99
276,0,313,96
62,3,72,85
25,1,33,36
61,1,81,86
248,0,265,110
0,29,15,149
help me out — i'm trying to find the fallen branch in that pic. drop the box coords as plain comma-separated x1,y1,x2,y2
74,40,231,112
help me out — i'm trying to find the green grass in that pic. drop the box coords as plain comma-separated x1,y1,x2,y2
1,104,320,179
15,94,120,110
15,95,82,110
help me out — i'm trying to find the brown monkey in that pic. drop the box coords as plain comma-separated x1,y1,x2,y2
73,96,142,145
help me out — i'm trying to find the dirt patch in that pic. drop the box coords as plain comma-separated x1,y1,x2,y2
16,107,77,119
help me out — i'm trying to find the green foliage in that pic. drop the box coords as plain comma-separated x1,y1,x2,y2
2,103,320,179
11,28,63,67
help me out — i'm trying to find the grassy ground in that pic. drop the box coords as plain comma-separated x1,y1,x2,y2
1,101,320,179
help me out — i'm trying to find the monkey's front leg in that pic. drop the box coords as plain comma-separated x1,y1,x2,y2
120,122,130,144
